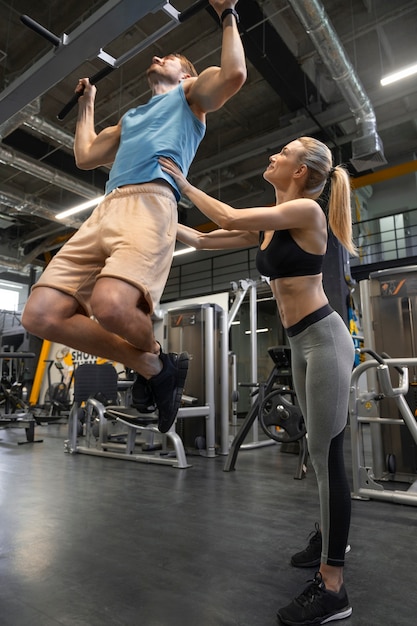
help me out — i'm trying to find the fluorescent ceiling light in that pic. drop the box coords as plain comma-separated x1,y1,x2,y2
56,195,105,220
173,246,196,257
55,198,196,258
0,281,23,289
380,62,417,86
245,328,270,334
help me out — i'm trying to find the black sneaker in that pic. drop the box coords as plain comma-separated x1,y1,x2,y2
131,373,157,413
291,523,322,568
149,351,189,433
277,572,352,625
291,525,351,569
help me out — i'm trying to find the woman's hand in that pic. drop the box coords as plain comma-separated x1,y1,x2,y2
159,157,191,195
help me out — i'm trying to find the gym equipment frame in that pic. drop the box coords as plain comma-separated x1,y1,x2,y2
350,351,417,506
167,303,226,458
224,346,308,480
65,363,191,469
228,278,277,451
0,352,42,444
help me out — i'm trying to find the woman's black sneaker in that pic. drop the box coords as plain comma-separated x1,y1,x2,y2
277,572,352,625
291,524,351,569
291,523,322,568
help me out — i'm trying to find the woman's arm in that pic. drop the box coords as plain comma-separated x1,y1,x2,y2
177,223,258,250
159,157,322,232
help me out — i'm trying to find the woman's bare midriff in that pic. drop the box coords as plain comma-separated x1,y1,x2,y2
270,274,328,328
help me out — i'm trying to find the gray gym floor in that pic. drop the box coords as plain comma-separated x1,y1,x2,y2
0,422,415,626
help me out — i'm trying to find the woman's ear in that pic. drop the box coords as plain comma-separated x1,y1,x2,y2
294,163,308,179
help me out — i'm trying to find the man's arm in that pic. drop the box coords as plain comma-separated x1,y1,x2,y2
74,79,121,170
185,0,246,115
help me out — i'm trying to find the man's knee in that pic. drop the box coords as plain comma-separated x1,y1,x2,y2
22,288,76,336
91,279,148,333
21,294,45,334
92,294,132,333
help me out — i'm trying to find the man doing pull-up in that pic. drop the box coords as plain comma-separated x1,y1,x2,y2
22,0,246,433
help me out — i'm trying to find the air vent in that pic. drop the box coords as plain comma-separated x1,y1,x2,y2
350,133,387,172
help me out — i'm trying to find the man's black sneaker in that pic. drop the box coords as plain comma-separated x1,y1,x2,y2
149,351,189,433
131,373,157,414
291,524,351,568
277,572,352,625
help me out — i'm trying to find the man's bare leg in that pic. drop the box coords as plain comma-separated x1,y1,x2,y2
22,278,188,431
22,279,162,378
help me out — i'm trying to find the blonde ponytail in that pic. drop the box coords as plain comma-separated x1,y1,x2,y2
328,166,357,256
297,137,357,256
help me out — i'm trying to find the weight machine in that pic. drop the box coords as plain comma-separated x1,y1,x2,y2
65,363,191,469
350,349,417,506
0,352,42,444
224,345,308,479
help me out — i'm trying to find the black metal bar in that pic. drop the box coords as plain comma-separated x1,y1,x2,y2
57,0,210,121
57,65,115,121
20,15,61,47
178,0,209,23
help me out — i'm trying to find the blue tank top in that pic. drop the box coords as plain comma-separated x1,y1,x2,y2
105,84,206,200
256,230,324,279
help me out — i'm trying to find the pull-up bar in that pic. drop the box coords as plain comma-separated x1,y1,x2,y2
20,0,210,121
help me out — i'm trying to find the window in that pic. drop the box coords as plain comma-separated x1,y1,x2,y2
0,288,19,311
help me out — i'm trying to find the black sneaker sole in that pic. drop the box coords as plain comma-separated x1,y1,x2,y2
291,557,321,568
158,352,189,433
291,544,351,569
277,605,352,625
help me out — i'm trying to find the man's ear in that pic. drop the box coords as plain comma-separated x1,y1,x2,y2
180,73,192,81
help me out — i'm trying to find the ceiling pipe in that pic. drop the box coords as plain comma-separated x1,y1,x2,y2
287,0,387,171
0,188,82,229
0,144,99,199
0,233,64,271
23,114,75,151
22,114,111,172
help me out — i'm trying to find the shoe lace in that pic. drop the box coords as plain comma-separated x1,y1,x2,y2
308,522,321,545
296,572,326,608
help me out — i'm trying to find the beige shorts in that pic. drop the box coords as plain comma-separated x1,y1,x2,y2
34,183,177,316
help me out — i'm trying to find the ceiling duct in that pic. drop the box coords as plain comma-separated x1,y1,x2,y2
350,128,386,172
0,188,81,229
0,144,99,199
0,100,40,140
0,233,63,271
287,0,387,171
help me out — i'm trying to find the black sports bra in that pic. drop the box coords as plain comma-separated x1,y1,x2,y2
255,230,324,280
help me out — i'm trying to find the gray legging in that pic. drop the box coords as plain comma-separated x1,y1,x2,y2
288,307,354,566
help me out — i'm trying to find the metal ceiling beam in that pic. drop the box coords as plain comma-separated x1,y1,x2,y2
0,0,167,126
238,0,318,112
